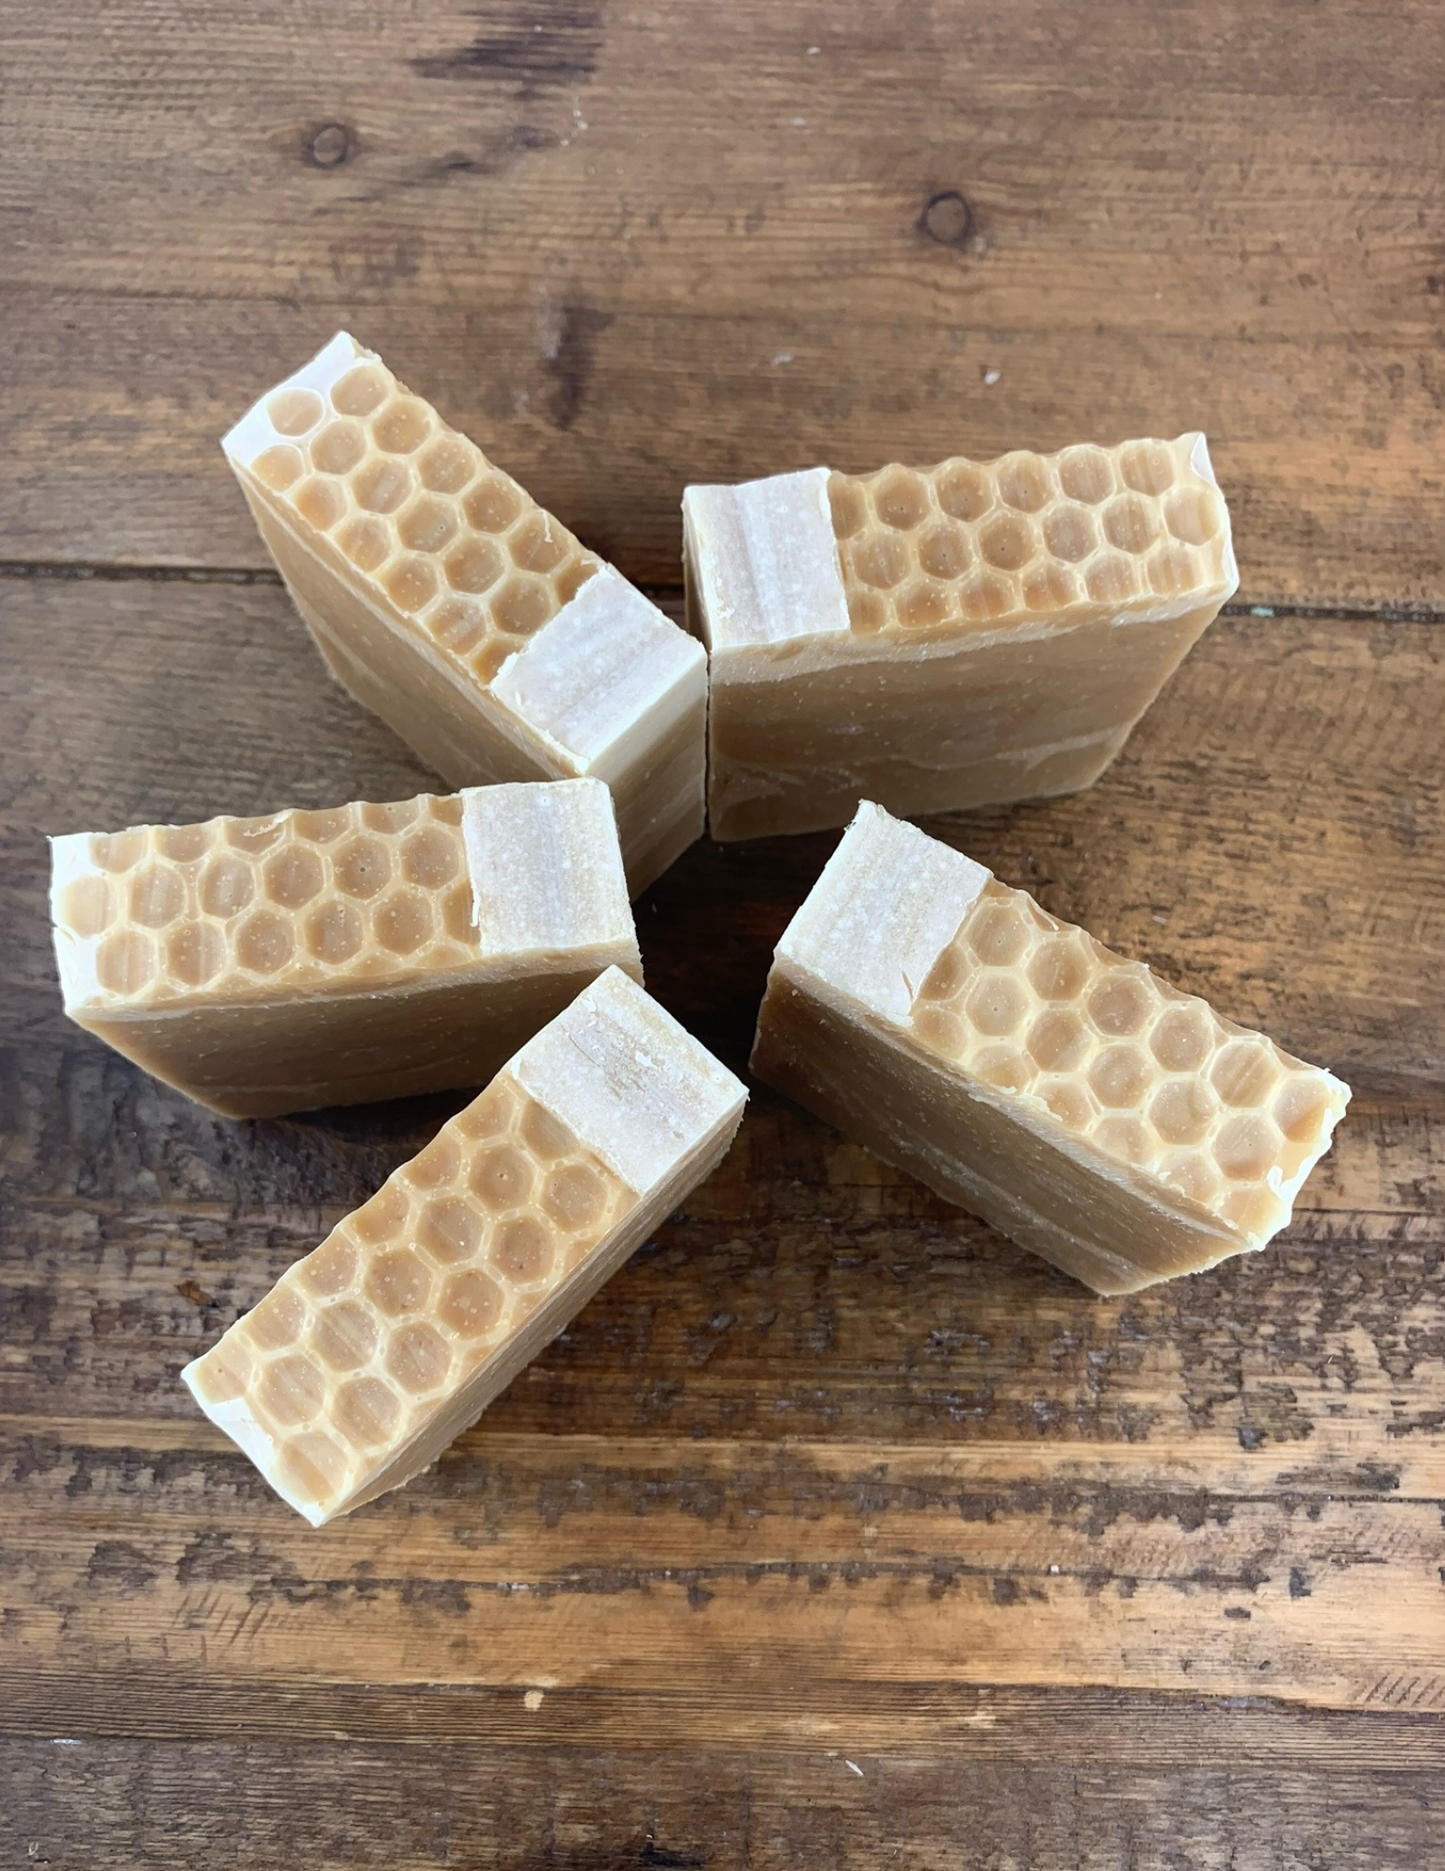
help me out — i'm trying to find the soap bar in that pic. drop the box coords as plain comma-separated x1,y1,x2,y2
50,779,639,1119
684,437,1238,841
184,968,746,1524
752,803,1348,1294
224,333,707,895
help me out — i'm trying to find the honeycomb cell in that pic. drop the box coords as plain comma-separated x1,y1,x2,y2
1119,440,1177,496
417,1195,482,1266
1151,1005,1214,1074
964,973,1030,1037
332,1377,402,1448
365,1247,433,1318
973,1044,1036,1094
398,495,459,555
1103,495,1156,555
1149,1079,1217,1147
362,800,420,832
919,942,968,1003
1274,1076,1333,1146
268,388,323,436
1041,504,1096,564
166,921,225,988
387,1321,453,1394
958,573,1014,621
374,890,434,957
264,845,324,910
333,836,391,899
554,557,595,605
543,1162,608,1232
979,514,1037,572
406,1130,463,1192
352,1180,411,1248
157,825,211,863
258,1353,326,1429
1148,542,1201,598
373,397,432,455
247,1286,306,1352
846,588,888,634
1041,1079,1097,1134
1158,1148,1223,1211
438,1267,504,1340
1023,564,1079,612
520,1099,576,1161
463,476,522,534
382,555,438,615
996,454,1052,512
511,512,570,574
401,826,460,889
354,457,413,515
304,899,364,965
275,1431,349,1504
850,533,911,591
1093,1115,1154,1167
1085,554,1137,605
444,536,505,595
442,881,478,943
235,910,294,975
96,930,156,996
492,575,551,636
430,597,489,654
59,875,113,939
827,475,868,539
192,1339,252,1406
452,1080,517,1143
913,1005,965,1055
91,830,146,873
1028,936,1092,1001
331,364,390,418
310,1300,379,1373
1211,1040,1280,1109
1087,972,1153,1037
297,1234,359,1301
968,900,1034,968
918,523,971,581
1089,1044,1151,1109
495,1215,554,1283
295,476,347,532
129,865,185,928
1214,1113,1279,1182
936,461,993,522
470,1143,534,1211
337,515,392,573
292,808,351,844
1165,486,1222,546
1027,1009,1090,1074
311,420,367,476
254,444,304,492
871,468,930,531
1057,447,1113,504
417,435,477,494
896,580,952,629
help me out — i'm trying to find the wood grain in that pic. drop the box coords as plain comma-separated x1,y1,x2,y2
3,2,1445,603
3,1,1445,1863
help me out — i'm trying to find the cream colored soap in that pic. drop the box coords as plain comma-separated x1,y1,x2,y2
224,333,707,895
684,437,1238,841
752,803,1349,1295
184,968,747,1524
50,780,639,1118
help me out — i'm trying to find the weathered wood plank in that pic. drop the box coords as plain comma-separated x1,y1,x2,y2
3,0,1444,601
4,1739,1439,1869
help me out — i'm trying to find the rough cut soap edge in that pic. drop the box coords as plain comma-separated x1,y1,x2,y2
461,779,639,968
49,831,103,1014
490,566,706,784
221,330,364,471
776,802,992,1025
513,966,747,1198
682,468,853,652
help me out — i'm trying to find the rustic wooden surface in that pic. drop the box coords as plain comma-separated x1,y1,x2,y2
3,2,1444,1865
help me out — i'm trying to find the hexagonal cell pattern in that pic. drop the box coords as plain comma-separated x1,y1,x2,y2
911,880,1344,1244
184,1070,633,1523
828,436,1233,636
53,792,477,1012
234,343,601,690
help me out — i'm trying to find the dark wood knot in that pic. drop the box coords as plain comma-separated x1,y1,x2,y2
304,122,354,168
920,190,974,248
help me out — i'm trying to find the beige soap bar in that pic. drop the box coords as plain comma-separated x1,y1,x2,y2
50,779,640,1119
224,333,707,895
184,967,746,1524
752,803,1349,1295
684,437,1238,842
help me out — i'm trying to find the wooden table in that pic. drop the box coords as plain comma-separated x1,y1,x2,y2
3,4,1443,1863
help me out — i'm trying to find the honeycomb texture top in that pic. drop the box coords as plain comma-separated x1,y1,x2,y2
50,780,640,1117
683,438,1238,843
752,804,1350,1296
225,334,707,896
184,968,748,1524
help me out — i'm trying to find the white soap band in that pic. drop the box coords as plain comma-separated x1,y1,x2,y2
683,467,852,651
777,801,992,1023
512,967,746,1197
460,779,635,958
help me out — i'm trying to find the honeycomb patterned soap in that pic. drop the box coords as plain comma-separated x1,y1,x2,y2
683,437,1238,841
224,333,707,895
50,779,640,1119
752,803,1349,1295
183,967,747,1524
